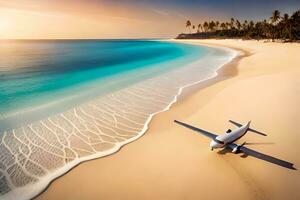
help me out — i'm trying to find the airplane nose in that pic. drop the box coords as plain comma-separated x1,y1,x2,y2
210,141,219,149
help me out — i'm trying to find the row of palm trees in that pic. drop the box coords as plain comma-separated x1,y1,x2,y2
181,10,300,41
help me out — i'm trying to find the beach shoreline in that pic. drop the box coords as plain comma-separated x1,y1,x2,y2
36,39,300,200
173,41,250,101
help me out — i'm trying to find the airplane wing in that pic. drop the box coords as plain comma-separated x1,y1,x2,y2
229,120,267,136
229,120,243,127
227,143,296,170
174,120,217,139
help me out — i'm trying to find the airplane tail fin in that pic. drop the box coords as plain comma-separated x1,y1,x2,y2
229,120,267,136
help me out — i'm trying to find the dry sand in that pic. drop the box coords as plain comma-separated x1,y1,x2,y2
36,39,300,200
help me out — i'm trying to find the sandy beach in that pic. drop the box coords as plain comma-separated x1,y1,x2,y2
36,39,300,200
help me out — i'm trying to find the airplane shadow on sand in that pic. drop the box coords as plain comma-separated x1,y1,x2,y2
217,143,296,170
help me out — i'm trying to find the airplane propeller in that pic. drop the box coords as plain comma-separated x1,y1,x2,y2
232,142,246,153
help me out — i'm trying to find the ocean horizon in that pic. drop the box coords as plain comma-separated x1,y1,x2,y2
0,40,237,200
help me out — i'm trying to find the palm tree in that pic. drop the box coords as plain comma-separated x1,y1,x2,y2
226,22,230,30
291,10,300,21
242,20,248,31
270,10,281,25
203,21,209,32
261,19,271,38
230,18,235,29
178,9,299,41
186,20,192,33
290,10,300,40
249,21,254,28
283,13,289,22
236,20,242,30
220,22,226,30
197,24,202,33
270,10,281,41
281,14,291,40
254,21,263,39
215,21,220,30
208,21,216,32
192,25,196,33
248,20,255,36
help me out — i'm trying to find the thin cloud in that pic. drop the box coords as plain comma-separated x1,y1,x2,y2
151,8,169,16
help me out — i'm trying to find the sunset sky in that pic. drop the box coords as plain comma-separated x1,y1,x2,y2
0,0,300,39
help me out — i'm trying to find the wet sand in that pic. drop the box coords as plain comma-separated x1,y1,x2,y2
36,39,300,200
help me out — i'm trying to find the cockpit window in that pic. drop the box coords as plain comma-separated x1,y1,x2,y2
213,138,225,144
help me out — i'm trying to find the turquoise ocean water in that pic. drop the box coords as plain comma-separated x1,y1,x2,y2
0,40,206,130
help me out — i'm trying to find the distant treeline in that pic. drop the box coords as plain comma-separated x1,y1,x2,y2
177,10,300,42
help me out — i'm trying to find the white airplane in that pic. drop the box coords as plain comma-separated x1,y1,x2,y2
174,120,296,169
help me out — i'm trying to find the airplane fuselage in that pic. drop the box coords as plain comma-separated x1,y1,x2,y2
174,119,294,169
210,122,250,149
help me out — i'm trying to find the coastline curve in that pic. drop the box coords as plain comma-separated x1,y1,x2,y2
0,42,239,200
